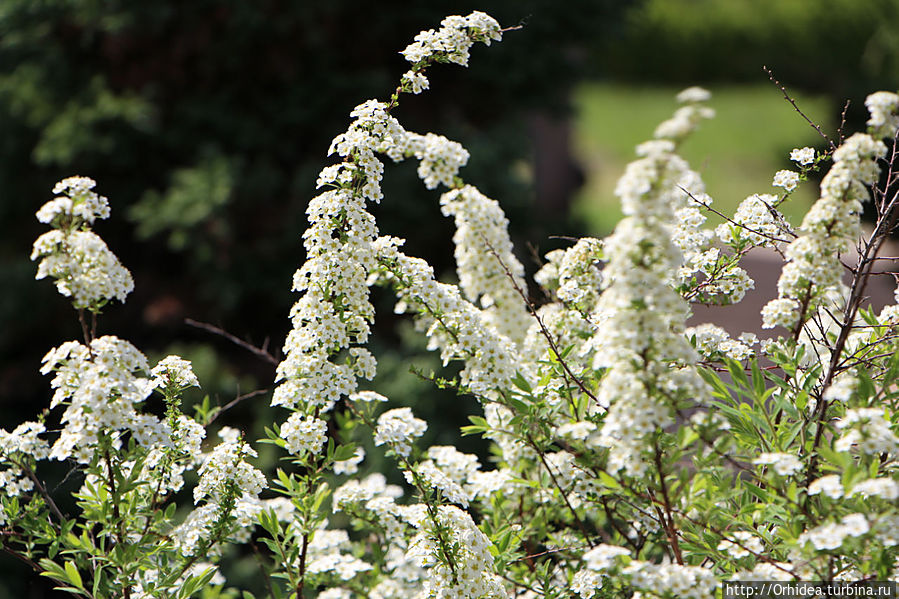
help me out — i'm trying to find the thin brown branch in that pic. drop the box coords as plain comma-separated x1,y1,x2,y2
838,100,851,144
480,237,599,405
184,318,278,365
206,389,271,425
764,66,836,151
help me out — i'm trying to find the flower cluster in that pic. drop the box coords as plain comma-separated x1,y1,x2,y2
408,133,470,189
763,131,887,330
40,336,159,461
790,146,816,166
653,86,715,142
772,169,800,192
31,177,133,310
587,125,708,476
373,407,427,458
151,355,200,391
753,451,802,476
0,422,50,506
717,193,792,249
798,513,870,551
865,91,899,139
686,323,757,361
834,408,899,455
440,184,531,343
400,11,501,67
378,245,518,397
405,505,506,599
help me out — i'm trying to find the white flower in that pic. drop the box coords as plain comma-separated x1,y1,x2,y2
823,373,856,402
583,544,630,571
32,230,134,309
151,355,200,390
676,86,711,103
834,408,899,454
717,193,788,248
280,413,328,456
753,452,802,476
790,147,816,166
349,390,388,403
717,531,764,559
761,298,800,330
849,478,899,500
333,447,365,475
40,176,110,225
401,70,429,94
194,438,266,504
808,475,843,499
374,408,427,457
772,169,800,192
865,91,899,139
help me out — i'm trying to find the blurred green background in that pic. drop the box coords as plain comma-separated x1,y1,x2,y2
2,0,898,596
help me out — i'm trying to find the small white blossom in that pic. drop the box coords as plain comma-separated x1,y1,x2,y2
808,475,843,499
374,408,427,457
194,438,266,505
151,355,200,390
717,531,764,559
583,544,630,571
790,146,816,166
280,413,328,456
865,91,899,139
849,478,899,500
333,447,365,475
754,452,802,476
676,86,712,103
772,169,800,192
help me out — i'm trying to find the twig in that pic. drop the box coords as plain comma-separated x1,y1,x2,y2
481,237,599,405
206,389,271,425
529,434,596,549
184,318,278,365
837,100,851,144
764,66,836,151
16,460,66,524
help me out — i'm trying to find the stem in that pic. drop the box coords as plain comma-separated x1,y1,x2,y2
78,309,93,347
104,448,130,599
527,434,595,549
15,460,66,524
296,533,309,598
652,443,683,565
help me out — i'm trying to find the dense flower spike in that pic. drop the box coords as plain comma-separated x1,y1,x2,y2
440,185,531,344
762,131,887,331
586,109,709,476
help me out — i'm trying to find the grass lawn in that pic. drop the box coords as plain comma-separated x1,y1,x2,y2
571,83,836,236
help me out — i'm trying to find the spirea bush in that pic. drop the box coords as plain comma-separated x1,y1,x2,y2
3,11,899,599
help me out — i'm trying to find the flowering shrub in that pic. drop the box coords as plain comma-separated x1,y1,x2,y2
2,10,899,599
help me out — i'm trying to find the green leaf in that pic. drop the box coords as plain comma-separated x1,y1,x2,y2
511,371,532,393
598,470,621,490
726,358,749,389
750,360,765,397
64,561,84,589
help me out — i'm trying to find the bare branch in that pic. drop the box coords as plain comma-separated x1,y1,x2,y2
764,66,836,151
185,318,278,365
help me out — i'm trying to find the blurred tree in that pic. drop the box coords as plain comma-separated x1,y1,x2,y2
601,0,899,115
0,0,627,407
